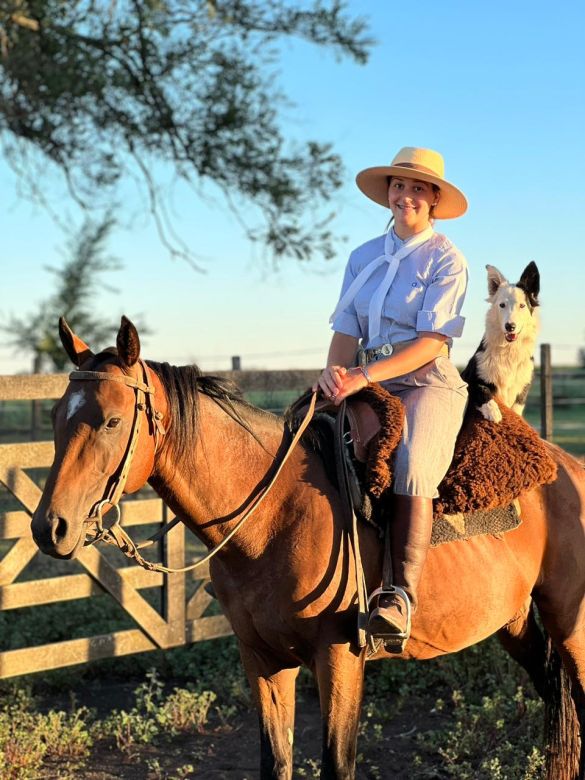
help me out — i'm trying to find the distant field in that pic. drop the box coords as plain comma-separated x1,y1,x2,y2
0,398,53,443
246,368,585,458
524,367,585,456
1,368,584,455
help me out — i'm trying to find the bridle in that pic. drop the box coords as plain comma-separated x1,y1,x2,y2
69,358,170,564
71,357,166,513
67,359,317,574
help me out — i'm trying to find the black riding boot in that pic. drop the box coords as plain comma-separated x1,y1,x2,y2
368,494,433,644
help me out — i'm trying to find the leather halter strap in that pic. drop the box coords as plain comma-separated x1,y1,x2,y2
70,359,166,509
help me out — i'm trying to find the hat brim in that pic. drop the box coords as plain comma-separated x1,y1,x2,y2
356,165,468,219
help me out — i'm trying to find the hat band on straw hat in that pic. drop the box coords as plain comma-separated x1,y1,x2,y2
392,162,439,178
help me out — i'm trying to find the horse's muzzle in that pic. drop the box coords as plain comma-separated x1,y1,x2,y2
30,511,85,559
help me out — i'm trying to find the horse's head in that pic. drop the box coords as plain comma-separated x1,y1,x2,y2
31,316,166,559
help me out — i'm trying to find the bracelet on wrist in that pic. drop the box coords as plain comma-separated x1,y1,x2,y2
357,365,373,384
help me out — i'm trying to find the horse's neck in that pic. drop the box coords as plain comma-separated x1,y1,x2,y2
150,393,286,554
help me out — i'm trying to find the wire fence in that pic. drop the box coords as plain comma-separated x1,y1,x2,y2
1,341,583,374
1,355,584,456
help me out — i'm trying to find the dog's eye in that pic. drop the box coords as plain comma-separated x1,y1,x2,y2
499,302,506,308
519,303,526,308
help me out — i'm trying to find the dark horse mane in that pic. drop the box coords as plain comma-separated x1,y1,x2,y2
145,360,276,459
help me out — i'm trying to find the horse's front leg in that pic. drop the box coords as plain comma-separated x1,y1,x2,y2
239,643,299,780
314,640,366,780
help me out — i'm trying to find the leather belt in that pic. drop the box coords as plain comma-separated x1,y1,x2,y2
360,339,450,364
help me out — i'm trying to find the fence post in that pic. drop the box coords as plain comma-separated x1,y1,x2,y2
30,399,42,441
231,356,241,371
540,343,553,441
162,503,186,648
31,354,42,441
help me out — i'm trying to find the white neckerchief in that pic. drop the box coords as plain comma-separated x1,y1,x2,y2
329,225,434,342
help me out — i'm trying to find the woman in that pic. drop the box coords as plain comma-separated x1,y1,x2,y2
315,146,469,647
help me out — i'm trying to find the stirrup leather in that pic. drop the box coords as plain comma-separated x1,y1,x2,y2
367,585,412,652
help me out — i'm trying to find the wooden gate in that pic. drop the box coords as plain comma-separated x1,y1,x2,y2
0,374,231,679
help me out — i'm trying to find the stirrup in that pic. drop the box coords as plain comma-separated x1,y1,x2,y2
367,585,412,653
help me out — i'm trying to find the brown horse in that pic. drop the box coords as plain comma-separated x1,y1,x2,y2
31,317,585,780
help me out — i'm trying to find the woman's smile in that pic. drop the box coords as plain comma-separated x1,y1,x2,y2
388,176,436,237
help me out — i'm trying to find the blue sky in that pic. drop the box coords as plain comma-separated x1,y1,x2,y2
1,0,584,374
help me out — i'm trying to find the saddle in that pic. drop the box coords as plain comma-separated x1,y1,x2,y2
301,384,404,502
289,383,558,545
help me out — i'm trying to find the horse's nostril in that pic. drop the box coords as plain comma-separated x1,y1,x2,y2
49,514,69,543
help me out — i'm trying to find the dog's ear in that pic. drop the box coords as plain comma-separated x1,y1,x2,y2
517,261,540,308
486,265,507,298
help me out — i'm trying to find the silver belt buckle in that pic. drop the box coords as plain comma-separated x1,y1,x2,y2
366,343,393,362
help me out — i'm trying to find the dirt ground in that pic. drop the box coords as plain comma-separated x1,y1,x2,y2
41,680,431,779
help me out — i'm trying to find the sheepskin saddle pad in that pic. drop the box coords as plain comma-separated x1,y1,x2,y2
289,383,557,545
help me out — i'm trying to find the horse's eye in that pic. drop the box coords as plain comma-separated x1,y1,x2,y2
499,302,506,308
106,418,121,430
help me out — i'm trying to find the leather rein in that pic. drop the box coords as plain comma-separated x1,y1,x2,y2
69,360,317,574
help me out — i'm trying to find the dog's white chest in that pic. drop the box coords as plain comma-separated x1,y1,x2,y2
478,347,534,406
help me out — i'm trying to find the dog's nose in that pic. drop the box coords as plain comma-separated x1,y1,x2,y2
505,322,516,332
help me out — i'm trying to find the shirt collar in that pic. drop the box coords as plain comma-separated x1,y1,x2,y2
389,225,434,254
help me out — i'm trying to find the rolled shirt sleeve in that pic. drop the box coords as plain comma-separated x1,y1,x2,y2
416,248,468,338
331,251,363,338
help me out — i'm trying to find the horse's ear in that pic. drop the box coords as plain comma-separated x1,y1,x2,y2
59,317,95,368
517,261,540,307
486,265,507,298
116,316,141,368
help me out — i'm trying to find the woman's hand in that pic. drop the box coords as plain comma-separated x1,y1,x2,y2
313,366,368,405
313,365,347,401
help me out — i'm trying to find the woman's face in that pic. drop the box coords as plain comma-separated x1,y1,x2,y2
387,177,438,235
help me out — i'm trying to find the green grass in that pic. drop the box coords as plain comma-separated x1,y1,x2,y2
0,633,548,779
522,369,585,456
0,400,54,443
245,387,307,413
0,671,222,779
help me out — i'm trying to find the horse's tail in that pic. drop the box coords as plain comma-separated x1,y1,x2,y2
543,637,582,780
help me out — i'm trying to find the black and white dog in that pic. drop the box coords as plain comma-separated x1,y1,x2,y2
462,262,540,423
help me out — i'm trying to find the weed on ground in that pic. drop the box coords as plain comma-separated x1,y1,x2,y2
0,635,548,779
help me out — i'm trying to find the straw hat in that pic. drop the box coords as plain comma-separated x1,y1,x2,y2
356,147,468,219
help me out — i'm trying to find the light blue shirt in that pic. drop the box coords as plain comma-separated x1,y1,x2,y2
331,229,468,350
